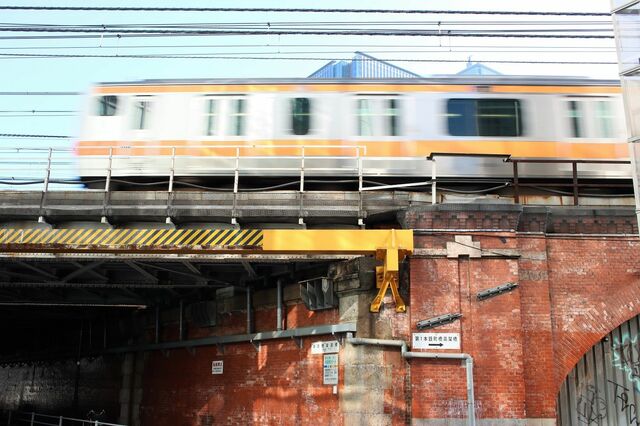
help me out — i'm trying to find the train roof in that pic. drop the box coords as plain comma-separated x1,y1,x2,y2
97,75,620,87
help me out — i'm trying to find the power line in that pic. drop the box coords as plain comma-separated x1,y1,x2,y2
0,114,75,117
0,20,614,28
0,110,74,113
0,6,611,16
0,91,80,96
0,133,71,139
0,43,618,52
0,47,618,54
0,27,615,39
0,53,617,64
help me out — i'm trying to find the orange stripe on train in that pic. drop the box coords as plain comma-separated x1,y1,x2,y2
74,139,630,160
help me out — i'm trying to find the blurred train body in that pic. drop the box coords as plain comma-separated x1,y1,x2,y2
75,77,630,185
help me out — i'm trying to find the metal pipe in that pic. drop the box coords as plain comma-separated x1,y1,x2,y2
276,279,283,331
347,334,476,426
246,286,253,334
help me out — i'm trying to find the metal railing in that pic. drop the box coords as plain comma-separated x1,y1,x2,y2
507,157,632,205
0,144,427,225
0,146,634,224
6,411,125,426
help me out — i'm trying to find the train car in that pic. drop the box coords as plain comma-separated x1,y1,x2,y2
75,76,630,188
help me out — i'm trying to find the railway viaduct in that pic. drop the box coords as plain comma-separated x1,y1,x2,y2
0,189,638,425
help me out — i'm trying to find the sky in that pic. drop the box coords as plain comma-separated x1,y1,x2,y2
0,0,620,160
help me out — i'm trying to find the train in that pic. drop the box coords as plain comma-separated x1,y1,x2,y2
75,76,630,189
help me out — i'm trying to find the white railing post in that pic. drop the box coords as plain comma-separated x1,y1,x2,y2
101,147,113,224
231,147,240,225
30,411,35,426
431,157,437,205
59,415,63,426
104,146,113,193
168,146,176,193
38,147,53,223
357,147,364,227
166,147,176,224
298,146,305,225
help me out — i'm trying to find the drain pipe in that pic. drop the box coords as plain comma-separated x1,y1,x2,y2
276,279,284,331
347,334,475,426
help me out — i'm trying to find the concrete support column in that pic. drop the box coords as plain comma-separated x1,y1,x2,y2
338,257,411,425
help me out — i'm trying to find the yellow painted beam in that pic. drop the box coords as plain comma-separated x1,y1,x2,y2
0,227,413,313
0,228,413,254
262,229,413,254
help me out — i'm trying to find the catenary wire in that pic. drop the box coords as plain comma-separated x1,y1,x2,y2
0,91,80,96
0,44,618,53
0,27,614,39
0,133,71,139
0,6,611,16
0,53,616,65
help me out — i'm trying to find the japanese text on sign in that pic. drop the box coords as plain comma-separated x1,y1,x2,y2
323,354,338,385
211,360,224,375
412,333,460,350
311,340,340,354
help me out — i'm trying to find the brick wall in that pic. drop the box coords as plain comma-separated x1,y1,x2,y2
405,205,640,423
140,305,342,426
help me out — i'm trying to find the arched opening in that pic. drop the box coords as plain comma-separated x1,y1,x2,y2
557,314,640,425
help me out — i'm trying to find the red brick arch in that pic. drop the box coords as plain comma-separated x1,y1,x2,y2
546,238,640,395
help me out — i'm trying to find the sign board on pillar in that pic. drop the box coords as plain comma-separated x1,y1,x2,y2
211,360,224,375
323,354,338,385
412,333,460,350
311,340,339,354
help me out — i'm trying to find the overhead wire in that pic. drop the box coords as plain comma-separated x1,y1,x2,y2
0,133,72,139
0,53,616,65
0,6,611,16
0,27,614,39
0,44,617,52
0,91,80,95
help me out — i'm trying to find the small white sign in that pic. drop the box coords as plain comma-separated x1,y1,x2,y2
211,360,224,375
311,340,340,354
412,333,461,350
323,354,338,385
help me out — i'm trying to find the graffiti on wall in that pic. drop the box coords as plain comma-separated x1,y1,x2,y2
612,334,640,392
576,385,607,424
609,380,640,425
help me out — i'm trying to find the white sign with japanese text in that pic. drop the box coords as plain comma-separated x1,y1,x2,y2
412,333,460,350
211,360,224,375
311,340,340,354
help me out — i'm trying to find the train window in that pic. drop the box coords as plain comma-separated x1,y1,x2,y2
595,101,615,138
567,100,583,138
204,99,218,136
229,98,246,136
356,96,400,136
387,99,399,136
357,99,374,136
96,95,118,116
291,98,311,135
447,99,522,137
132,97,152,130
